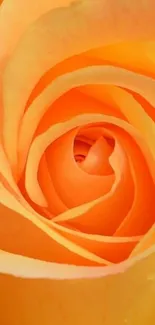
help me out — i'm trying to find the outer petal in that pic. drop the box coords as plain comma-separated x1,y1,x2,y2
1,247,155,325
0,0,76,61
0,194,110,266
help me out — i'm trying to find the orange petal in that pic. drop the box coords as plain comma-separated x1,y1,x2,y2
38,154,68,215
1,246,155,325
81,136,113,175
50,222,140,263
86,41,155,78
73,140,90,159
108,87,155,159
0,186,112,266
130,225,155,258
53,135,134,235
114,127,155,236
18,66,155,178
46,128,114,208
36,88,124,135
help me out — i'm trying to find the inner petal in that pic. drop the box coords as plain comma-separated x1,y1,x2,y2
74,139,90,163
45,127,114,208
38,154,68,216
51,222,141,264
53,132,134,235
80,134,113,176
113,127,155,236
73,127,114,176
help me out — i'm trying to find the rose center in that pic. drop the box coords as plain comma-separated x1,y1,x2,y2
73,127,115,176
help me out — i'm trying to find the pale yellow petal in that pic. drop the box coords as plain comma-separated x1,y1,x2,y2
1,247,155,324
0,0,75,60
0,186,112,265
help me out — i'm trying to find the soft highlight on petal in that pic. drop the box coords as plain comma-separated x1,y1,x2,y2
1,246,155,325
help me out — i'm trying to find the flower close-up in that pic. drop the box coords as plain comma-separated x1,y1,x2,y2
0,0,155,324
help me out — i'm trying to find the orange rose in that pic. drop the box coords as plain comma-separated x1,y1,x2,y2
0,0,155,324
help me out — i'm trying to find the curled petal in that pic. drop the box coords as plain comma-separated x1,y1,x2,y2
0,186,112,265
46,128,114,208
18,66,155,178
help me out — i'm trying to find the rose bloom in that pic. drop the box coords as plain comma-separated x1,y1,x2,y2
0,0,155,324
